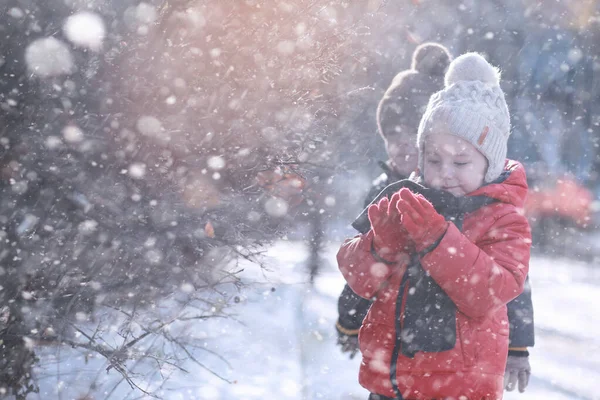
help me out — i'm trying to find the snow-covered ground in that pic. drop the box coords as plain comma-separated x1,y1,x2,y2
31,240,600,399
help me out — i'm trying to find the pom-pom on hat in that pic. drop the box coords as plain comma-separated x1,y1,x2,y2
417,52,511,183
412,42,452,76
376,43,452,139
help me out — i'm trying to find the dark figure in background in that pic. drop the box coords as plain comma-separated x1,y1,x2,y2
335,43,535,394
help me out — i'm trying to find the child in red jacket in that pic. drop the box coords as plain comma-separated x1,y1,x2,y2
337,53,532,400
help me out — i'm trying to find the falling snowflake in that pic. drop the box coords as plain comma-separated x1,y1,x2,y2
324,196,336,207
16,214,39,235
25,37,75,78
78,220,98,235
133,3,158,24
128,163,147,179
145,249,163,264
8,8,24,18
136,116,163,136
62,125,84,143
264,197,289,217
180,283,194,293
136,116,170,145
63,12,106,51
124,2,158,31
207,156,226,170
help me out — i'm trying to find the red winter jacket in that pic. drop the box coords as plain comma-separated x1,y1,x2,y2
337,161,531,400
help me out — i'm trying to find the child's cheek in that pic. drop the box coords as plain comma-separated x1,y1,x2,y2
424,172,442,189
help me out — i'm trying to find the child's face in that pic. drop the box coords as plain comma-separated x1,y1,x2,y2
422,133,488,196
384,133,418,177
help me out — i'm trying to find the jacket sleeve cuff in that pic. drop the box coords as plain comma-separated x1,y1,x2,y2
335,320,360,336
508,349,529,357
419,223,468,277
370,238,396,265
418,226,447,258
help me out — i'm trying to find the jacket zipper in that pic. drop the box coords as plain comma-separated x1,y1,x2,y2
389,266,410,400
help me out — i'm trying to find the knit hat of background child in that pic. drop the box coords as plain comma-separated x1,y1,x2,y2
376,42,452,139
417,52,511,183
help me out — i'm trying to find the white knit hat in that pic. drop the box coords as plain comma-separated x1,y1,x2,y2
417,52,511,183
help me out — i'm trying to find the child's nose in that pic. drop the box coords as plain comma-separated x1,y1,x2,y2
440,163,454,179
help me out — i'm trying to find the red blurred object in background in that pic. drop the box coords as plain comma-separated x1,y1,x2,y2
525,176,593,229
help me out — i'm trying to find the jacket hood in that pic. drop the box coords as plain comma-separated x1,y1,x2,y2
469,160,528,208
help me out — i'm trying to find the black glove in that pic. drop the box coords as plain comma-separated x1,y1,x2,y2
504,350,531,393
337,332,359,359
335,321,360,359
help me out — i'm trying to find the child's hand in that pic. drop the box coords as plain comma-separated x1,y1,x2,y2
504,352,530,393
396,188,448,253
336,331,359,359
368,193,412,260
